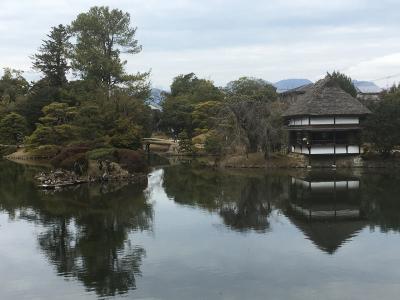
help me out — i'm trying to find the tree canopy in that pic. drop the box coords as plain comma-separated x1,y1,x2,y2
364,85,400,155
328,71,358,97
161,73,224,137
225,77,277,102
32,24,71,87
70,6,145,91
0,6,154,154
0,68,29,103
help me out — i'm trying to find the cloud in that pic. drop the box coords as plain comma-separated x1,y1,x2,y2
0,0,399,88
345,53,400,87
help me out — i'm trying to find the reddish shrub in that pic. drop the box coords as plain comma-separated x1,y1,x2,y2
59,153,89,175
113,149,148,173
50,146,90,168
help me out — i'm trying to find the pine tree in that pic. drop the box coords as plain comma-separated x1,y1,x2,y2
70,6,143,90
32,24,71,87
328,71,358,97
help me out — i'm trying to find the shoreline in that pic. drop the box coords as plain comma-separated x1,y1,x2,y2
4,148,400,170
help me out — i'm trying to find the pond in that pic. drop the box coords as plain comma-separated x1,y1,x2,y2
1,160,400,300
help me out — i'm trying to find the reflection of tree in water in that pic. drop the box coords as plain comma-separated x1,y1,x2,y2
219,179,272,232
360,171,400,232
163,165,287,232
38,214,146,297
0,160,152,298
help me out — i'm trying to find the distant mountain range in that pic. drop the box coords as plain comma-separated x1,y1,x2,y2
352,80,382,94
273,79,313,93
147,88,165,110
274,78,383,94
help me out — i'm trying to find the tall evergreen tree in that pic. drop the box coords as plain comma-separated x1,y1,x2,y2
70,6,145,92
328,71,358,97
32,24,71,87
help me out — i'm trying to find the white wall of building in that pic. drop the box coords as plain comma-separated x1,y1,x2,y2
289,116,359,126
310,117,334,125
294,179,360,190
292,145,360,155
335,117,359,124
311,145,334,154
348,145,360,154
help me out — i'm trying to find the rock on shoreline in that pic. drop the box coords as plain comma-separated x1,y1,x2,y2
35,168,147,190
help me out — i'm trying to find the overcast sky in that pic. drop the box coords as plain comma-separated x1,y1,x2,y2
1,0,400,89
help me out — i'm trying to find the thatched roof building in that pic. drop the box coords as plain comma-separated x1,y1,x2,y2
284,76,371,158
283,77,371,117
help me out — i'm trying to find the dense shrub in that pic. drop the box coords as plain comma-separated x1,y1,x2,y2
109,118,143,150
204,133,224,156
59,153,89,175
113,149,147,173
86,147,116,160
364,97,400,156
50,146,90,167
29,145,61,158
110,134,142,150
178,131,195,154
27,124,80,146
0,113,28,145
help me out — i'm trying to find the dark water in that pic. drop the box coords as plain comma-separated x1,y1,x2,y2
1,160,400,300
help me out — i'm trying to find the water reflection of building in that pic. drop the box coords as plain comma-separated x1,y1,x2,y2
286,172,367,254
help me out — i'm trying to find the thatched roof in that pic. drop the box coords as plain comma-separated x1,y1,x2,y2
286,205,367,254
283,76,371,117
288,215,366,254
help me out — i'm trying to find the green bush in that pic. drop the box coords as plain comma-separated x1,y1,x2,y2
109,118,143,150
204,133,223,156
29,145,61,158
27,124,79,146
110,133,141,150
178,131,195,154
86,147,116,160
0,112,28,145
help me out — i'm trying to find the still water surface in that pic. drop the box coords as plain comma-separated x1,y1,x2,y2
1,160,400,299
